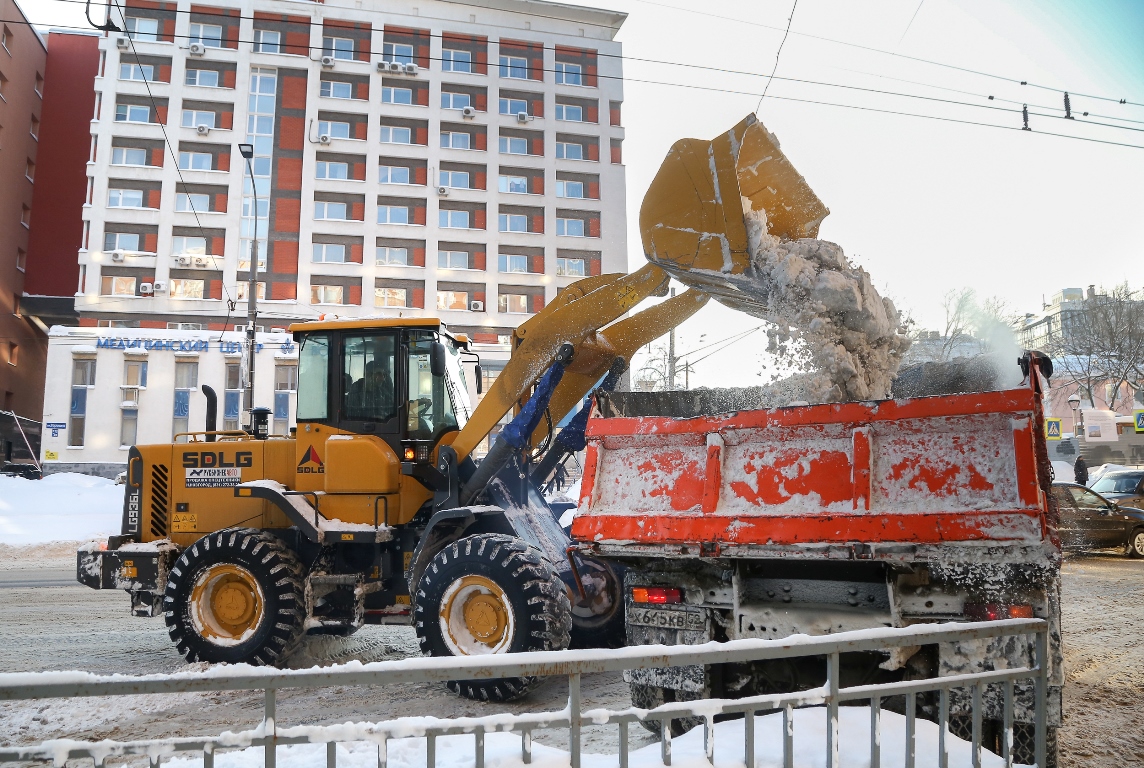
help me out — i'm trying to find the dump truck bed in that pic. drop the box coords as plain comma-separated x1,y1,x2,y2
572,387,1054,555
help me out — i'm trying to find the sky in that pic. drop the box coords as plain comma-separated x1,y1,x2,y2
18,0,1144,388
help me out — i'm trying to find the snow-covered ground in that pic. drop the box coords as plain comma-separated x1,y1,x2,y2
0,473,123,545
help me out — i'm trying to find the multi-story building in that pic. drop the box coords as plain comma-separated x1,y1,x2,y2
79,0,627,339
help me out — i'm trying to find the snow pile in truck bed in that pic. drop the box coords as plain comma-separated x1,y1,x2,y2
735,213,910,404
145,705,1018,768
0,473,122,545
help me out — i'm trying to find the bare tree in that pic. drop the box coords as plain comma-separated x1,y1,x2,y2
634,343,671,391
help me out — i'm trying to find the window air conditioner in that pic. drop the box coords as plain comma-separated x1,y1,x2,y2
437,185,449,196
188,42,206,56
469,300,484,312
110,250,125,262
318,134,332,145
403,63,419,76
320,55,335,68
177,255,191,266
195,124,211,135
116,37,130,50
376,60,388,73
139,283,154,295
387,61,403,73
461,106,477,119
516,111,529,124
152,280,167,292
194,257,207,267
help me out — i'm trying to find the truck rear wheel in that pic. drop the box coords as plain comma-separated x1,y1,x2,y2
164,528,305,666
414,533,571,701
630,683,704,736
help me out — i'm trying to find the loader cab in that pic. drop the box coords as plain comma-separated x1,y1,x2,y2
291,319,471,462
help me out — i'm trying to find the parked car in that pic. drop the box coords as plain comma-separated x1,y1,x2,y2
1051,482,1144,557
1089,469,1144,509
0,462,41,480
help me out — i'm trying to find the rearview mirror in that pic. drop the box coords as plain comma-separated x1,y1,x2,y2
430,341,446,378
474,363,483,394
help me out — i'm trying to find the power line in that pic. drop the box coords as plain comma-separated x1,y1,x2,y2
756,0,798,112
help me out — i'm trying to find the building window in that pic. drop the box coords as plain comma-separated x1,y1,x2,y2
168,322,203,330
499,293,529,314
119,63,153,81
555,103,583,121
6,342,18,366
101,276,137,296
554,62,583,86
556,257,586,276
499,55,528,79
104,232,141,252
224,362,242,431
320,80,352,99
311,285,344,305
70,359,96,446
273,364,296,434
112,147,148,166
556,142,583,160
323,36,354,60
317,120,351,139
181,110,216,129
498,175,528,194
16,249,26,272
30,115,40,140
499,98,527,116
556,180,585,198
313,243,347,263
115,104,151,123
24,160,34,181
178,151,212,170
119,409,139,448
382,42,414,65
315,201,348,220
441,49,472,73
440,131,471,150
375,287,407,307
316,161,349,180
189,23,223,47
436,291,468,311
176,193,210,212
441,91,471,110
235,282,266,301
498,253,528,273
125,17,159,41
439,209,470,229
440,170,469,189
185,68,220,87
108,188,145,208
378,205,410,225
382,86,412,105
376,246,409,265
438,250,468,269
498,213,527,233
241,67,276,274
379,126,412,144
122,359,147,404
172,360,198,439
20,206,31,227
379,165,410,184
252,29,280,54
557,218,586,237
172,236,207,255
499,136,527,155
170,278,205,299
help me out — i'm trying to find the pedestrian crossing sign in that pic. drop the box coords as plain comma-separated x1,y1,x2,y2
1045,419,1062,440
1135,410,1144,434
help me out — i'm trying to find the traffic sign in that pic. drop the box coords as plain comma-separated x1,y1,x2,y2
1045,418,1062,440
1135,410,1144,434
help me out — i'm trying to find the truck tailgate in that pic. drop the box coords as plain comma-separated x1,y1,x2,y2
571,388,1049,547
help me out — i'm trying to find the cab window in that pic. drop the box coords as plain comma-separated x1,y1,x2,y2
343,335,398,426
297,334,329,421
1069,487,1109,511
407,335,457,439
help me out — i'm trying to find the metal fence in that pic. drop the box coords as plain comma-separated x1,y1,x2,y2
0,618,1048,768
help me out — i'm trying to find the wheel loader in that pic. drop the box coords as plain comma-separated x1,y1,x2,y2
76,114,830,700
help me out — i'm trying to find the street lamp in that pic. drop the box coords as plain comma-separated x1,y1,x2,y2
1068,393,1082,437
238,143,258,430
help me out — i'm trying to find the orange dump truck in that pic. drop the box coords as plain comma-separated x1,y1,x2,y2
571,366,1061,763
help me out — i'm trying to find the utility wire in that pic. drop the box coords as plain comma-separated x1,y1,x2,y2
756,0,798,113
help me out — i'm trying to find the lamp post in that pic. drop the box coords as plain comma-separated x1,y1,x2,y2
1068,392,1081,438
238,142,258,430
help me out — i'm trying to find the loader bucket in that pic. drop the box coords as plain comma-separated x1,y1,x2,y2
639,114,829,313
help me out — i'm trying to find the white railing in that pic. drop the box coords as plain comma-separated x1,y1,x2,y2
0,618,1049,768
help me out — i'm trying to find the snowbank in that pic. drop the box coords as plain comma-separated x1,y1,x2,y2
0,473,123,545
151,706,1018,768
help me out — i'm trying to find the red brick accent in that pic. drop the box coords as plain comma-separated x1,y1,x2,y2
150,148,164,166
79,317,98,327
210,235,224,255
475,131,487,151
414,126,428,145
411,246,425,267
473,171,487,189
587,181,600,199
349,243,363,263
275,198,301,232
530,136,543,156
282,76,307,110
531,254,545,273
590,258,602,276
585,104,599,123
411,287,424,308
208,322,226,331
285,30,310,57
473,209,486,229
351,202,364,220
355,81,369,100
610,103,621,126
589,218,600,237
531,293,545,313
531,214,544,234
414,166,427,185
278,116,305,151
223,70,236,89
473,332,497,343
352,161,366,181
473,290,486,305
348,284,362,305
611,143,622,164
475,92,488,112
208,279,222,299
473,251,486,270
276,158,303,190
273,241,299,274
587,141,599,162
155,105,167,123
532,175,544,195
270,281,297,300
416,86,430,107
214,192,228,213
217,151,230,172
161,18,175,43
219,111,233,130
354,122,367,140
158,64,171,82
141,320,166,328
144,233,158,252
531,95,544,118
147,189,161,208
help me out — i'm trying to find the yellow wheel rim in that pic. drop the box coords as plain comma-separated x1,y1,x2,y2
439,575,515,655
189,563,266,644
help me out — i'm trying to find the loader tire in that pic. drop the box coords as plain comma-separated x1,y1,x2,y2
164,528,305,666
630,683,704,737
414,533,571,702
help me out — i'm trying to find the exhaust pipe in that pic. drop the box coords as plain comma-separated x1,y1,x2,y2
202,385,218,442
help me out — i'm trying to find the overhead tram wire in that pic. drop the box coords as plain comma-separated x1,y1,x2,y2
42,0,1144,114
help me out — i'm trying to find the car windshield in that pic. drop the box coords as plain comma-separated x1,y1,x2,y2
1091,472,1144,494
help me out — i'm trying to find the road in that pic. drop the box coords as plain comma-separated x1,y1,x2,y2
1,545,1141,765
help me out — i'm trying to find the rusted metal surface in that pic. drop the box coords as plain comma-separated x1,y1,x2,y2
573,388,1050,548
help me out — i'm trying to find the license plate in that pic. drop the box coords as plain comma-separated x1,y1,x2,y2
628,606,705,630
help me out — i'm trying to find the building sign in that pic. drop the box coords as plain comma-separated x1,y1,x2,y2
93,337,296,355
1045,419,1062,440
1082,409,1120,443
45,422,66,438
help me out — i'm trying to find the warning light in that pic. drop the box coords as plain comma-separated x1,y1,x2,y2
631,587,682,605
404,447,415,461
